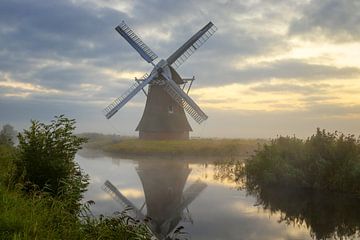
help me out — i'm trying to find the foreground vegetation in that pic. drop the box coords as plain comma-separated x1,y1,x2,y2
82,133,266,158
0,117,152,239
244,128,360,195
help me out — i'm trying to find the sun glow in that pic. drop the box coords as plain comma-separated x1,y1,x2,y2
0,74,60,95
192,77,360,113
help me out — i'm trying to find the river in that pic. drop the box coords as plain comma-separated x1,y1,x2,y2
76,150,360,240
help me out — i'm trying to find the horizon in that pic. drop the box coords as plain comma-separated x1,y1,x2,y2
1,0,360,139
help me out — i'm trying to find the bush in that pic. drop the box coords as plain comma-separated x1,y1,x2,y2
245,129,360,194
12,115,88,203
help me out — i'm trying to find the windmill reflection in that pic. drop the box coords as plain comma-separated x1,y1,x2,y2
103,160,207,240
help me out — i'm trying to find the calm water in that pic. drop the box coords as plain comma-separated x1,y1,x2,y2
76,151,360,240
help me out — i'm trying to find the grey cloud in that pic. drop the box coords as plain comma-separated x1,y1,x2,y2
0,0,297,93
31,66,108,90
289,0,360,42
237,60,360,82
0,0,144,71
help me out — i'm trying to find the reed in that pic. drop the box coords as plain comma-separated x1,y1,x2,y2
245,129,360,195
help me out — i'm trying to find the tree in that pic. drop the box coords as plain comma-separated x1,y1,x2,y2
0,124,16,146
13,115,88,204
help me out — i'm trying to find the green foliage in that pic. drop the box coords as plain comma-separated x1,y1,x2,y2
245,129,360,194
13,115,88,199
0,124,16,146
81,212,153,240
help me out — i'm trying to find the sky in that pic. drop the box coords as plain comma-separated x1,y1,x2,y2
0,0,360,138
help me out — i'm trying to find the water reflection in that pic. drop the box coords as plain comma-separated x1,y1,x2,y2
77,152,360,240
215,161,360,240
102,160,207,240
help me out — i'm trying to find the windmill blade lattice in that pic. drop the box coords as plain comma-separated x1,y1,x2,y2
103,73,153,119
103,180,145,219
167,22,217,69
163,77,208,124
115,21,158,63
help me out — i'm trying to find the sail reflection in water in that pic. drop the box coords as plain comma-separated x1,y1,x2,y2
102,160,207,240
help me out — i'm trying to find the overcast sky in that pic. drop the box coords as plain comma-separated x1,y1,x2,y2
0,0,360,138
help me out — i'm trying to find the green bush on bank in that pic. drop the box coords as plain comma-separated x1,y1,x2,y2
245,129,360,194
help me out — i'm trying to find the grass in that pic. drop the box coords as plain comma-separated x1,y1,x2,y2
0,185,80,239
244,129,360,195
81,133,267,158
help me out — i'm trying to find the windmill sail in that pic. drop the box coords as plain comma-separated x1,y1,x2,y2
181,180,207,207
162,75,208,124
103,180,145,219
103,73,155,119
166,22,217,69
159,180,207,235
116,21,158,63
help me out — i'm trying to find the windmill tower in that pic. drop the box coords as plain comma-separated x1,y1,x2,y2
103,21,217,140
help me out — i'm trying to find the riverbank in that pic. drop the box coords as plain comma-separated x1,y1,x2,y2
0,118,152,239
244,129,360,195
81,133,267,158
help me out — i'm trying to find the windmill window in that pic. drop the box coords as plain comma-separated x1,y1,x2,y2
168,105,174,114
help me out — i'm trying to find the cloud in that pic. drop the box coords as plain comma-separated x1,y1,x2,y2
0,0,359,137
289,0,360,42
191,59,360,87
250,82,331,95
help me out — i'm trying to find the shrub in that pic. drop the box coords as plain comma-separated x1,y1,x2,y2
12,115,88,203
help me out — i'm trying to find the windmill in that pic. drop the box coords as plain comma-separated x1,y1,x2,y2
103,21,217,140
